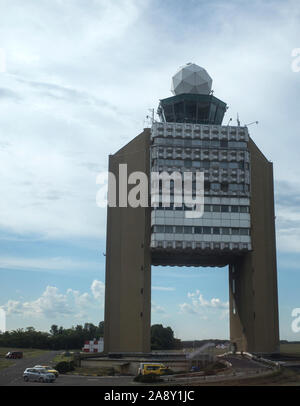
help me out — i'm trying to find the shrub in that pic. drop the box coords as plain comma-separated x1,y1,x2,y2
55,361,75,374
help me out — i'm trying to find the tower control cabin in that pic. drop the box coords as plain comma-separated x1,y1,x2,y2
104,63,279,354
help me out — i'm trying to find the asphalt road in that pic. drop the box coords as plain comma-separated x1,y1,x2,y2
223,354,268,371
0,350,61,386
0,352,269,386
0,351,135,386
18,374,134,386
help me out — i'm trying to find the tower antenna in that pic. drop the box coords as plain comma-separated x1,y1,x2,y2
145,108,156,125
245,121,259,127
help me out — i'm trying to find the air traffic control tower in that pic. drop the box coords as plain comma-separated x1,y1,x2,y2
104,63,279,354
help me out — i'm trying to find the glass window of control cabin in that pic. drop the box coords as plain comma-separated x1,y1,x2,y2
194,226,202,234
165,226,173,233
186,101,197,120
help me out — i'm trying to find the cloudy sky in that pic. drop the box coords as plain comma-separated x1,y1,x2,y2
0,0,300,341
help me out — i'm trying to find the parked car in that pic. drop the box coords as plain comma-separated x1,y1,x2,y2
23,368,56,383
138,363,170,376
5,351,23,359
34,365,59,377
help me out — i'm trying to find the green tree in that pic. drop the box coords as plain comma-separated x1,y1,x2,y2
151,324,177,350
50,325,59,336
97,321,104,336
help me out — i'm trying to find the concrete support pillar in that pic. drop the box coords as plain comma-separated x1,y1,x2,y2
104,129,151,353
229,139,279,353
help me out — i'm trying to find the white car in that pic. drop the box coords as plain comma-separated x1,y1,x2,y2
34,365,59,377
23,368,56,383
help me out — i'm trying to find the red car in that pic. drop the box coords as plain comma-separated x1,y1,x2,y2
5,351,23,359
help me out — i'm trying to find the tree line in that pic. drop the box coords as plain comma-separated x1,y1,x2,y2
0,322,180,351
0,322,104,350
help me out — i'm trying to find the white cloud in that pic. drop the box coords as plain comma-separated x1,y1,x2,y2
272,180,300,253
19,286,72,318
91,279,105,302
151,302,166,314
4,300,23,315
67,289,91,308
152,286,175,291
0,0,299,247
179,290,229,317
0,0,148,240
0,256,100,273
0,279,105,321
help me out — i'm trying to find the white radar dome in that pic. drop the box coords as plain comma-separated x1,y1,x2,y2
171,63,213,95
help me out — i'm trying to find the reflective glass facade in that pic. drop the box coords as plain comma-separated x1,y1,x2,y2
157,93,227,125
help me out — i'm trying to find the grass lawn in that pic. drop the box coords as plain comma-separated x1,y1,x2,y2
0,359,15,370
0,347,51,371
67,366,115,376
52,352,75,365
0,347,49,359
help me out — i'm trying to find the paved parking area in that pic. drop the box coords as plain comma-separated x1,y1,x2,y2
0,351,137,386
14,374,134,386
0,352,272,386
0,351,60,386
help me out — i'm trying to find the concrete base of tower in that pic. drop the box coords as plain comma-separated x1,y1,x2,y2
103,129,152,355
228,139,279,354
103,129,279,355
